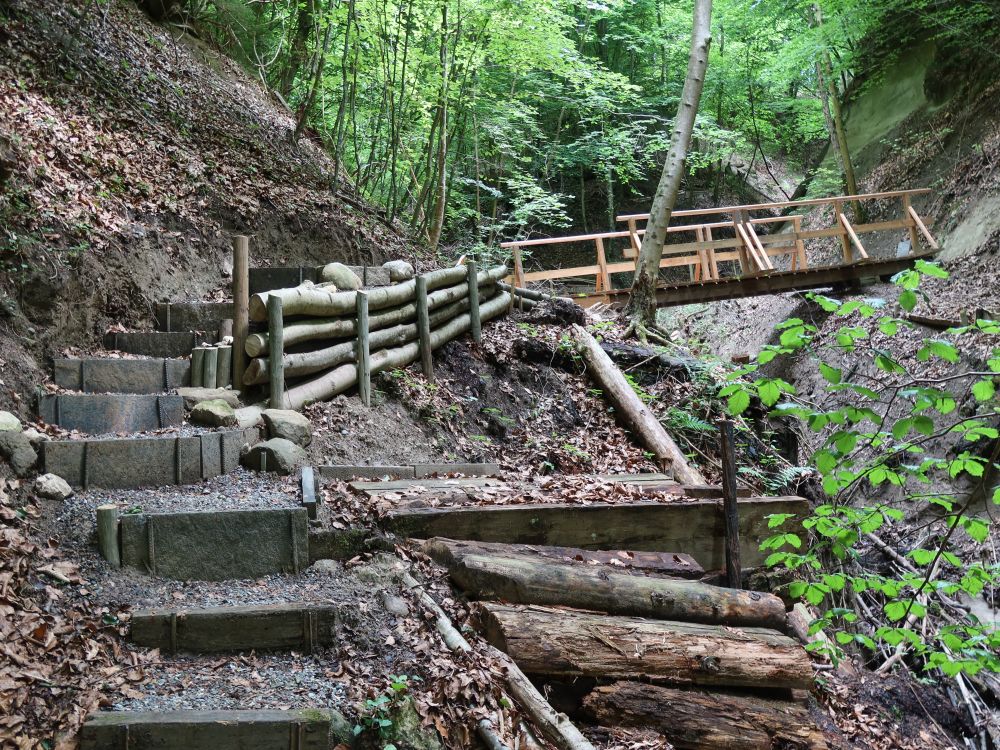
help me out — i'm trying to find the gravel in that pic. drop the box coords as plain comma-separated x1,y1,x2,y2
59,423,232,441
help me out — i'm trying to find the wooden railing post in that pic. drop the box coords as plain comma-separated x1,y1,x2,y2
202,346,218,390
834,199,852,263
705,226,719,279
467,260,482,343
627,218,641,256
415,275,434,381
792,216,807,270
901,194,920,254
232,235,249,394
595,237,611,292
355,290,371,406
719,418,741,588
511,244,525,287
267,296,285,409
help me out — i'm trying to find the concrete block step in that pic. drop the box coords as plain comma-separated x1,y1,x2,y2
249,265,390,294
38,393,183,433
42,427,258,489
155,301,233,333
80,709,331,750
104,331,219,359
130,602,339,653
119,507,308,580
54,357,190,394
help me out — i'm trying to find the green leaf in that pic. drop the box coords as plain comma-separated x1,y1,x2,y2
915,259,949,279
908,548,936,566
899,290,917,311
767,513,796,529
972,379,996,402
819,362,842,384
758,380,782,407
728,390,751,415
884,600,908,622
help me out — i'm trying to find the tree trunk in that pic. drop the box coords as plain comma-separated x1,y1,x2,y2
277,0,314,97
424,537,703,578
476,603,811,690
427,1,450,250
626,0,712,329
583,682,829,750
425,543,787,629
571,325,706,484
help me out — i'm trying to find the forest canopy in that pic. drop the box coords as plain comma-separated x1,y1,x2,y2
170,0,993,253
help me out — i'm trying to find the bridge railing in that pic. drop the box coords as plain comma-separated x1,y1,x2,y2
500,189,938,293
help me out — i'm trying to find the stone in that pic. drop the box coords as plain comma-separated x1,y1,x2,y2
22,428,49,448
0,411,22,432
234,405,264,430
309,559,342,575
381,592,410,617
0,431,37,477
382,259,415,283
387,696,443,750
34,473,73,500
176,387,240,410
319,262,362,291
262,409,312,447
190,399,238,428
241,438,307,475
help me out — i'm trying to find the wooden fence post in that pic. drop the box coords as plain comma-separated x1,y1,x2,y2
719,418,741,588
97,504,120,568
511,244,525,287
356,290,371,405
202,346,218,390
467,260,482,343
594,237,611,292
232,235,250,393
415,276,434,381
267,296,285,409
190,347,205,388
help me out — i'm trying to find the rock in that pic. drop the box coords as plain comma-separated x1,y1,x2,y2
382,259,415,283
234,404,264,430
189,398,237,427
22,428,48,448
387,695,443,750
262,408,312,446
319,262,362,291
0,431,37,477
176,387,240,411
309,559,342,575
353,553,405,584
240,437,307,475
0,411,22,432
34,473,73,500
381,591,410,617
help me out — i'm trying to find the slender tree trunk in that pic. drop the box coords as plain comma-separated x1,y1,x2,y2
277,0,313,97
427,1,450,251
293,18,333,143
626,0,712,334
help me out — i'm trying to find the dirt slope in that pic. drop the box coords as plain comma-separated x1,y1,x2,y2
0,0,414,415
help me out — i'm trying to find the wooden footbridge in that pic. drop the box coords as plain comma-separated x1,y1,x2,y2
501,188,939,307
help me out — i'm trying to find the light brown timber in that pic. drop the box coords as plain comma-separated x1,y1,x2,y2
96,504,120,568
477,603,811,689
583,682,829,750
231,235,249,393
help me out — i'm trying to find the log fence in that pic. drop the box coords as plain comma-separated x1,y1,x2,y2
500,189,939,296
243,260,510,410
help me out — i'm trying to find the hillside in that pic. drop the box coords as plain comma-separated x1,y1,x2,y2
0,0,412,413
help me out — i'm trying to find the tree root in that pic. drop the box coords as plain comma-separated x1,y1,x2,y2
624,319,672,347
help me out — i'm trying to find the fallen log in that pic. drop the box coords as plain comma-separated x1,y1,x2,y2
515,336,695,383
249,264,506,322
423,537,704,579
476,603,812,690
570,324,706,485
243,289,498,384
424,543,786,628
282,291,511,409
583,682,829,750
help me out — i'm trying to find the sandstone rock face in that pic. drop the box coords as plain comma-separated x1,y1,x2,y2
262,409,312,447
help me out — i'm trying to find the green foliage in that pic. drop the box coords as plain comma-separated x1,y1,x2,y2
353,674,421,748
722,262,1000,678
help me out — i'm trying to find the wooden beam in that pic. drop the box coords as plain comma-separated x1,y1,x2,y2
594,236,611,291
838,213,869,260
743,222,775,270
907,204,940,250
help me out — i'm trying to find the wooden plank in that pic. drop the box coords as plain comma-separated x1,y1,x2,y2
615,187,932,222
423,537,704,578
594,236,611,291
350,476,502,497
386,497,809,570
839,212,869,260
743,223,775,270
477,603,812,689
130,603,340,653
412,462,500,478
908,204,940,250
81,710,331,750
500,230,632,248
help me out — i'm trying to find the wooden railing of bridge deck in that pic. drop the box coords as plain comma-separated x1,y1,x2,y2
501,189,938,293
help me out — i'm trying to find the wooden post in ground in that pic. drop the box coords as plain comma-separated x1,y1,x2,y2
232,235,250,393
356,290,371,405
415,276,434,381
792,216,807,270
216,345,232,388
511,244,525,287
467,260,482,343
719,418,741,588
202,346,218,390
267,296,285,409
834,199,851,263
595,236,611,292
190,347,205,388
97,504,120,568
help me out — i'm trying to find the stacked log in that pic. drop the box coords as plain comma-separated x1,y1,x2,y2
242,265,508,408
